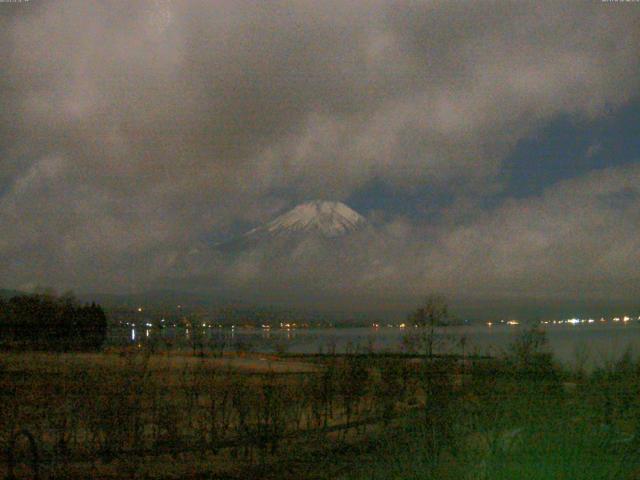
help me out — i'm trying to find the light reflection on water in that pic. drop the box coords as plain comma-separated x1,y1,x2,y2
113,323,640,368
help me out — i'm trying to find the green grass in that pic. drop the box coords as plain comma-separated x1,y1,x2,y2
336,376,640,480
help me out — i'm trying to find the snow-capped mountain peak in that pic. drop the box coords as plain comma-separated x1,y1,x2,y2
248,200,366,238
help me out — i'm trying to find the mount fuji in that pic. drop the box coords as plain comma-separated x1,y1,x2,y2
245,200,366,239
162,200,379,298
216,200,370,254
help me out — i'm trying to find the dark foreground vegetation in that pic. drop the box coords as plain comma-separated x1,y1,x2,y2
0,293,107,351
0,297,635,478
2,327,640,479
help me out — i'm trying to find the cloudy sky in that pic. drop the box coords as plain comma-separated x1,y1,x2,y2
1,1,639,310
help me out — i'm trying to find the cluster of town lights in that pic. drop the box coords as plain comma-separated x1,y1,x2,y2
126,305,639,331
539,315,638,325
484,315,640,327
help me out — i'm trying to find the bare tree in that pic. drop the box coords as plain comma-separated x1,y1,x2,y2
409,295,449,358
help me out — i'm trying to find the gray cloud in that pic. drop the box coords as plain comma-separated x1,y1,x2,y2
171,164,640,309
362,164,640,301
0,1,639,299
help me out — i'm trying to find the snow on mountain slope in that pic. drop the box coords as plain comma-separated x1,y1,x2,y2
245,200,367,239
167,201,377,290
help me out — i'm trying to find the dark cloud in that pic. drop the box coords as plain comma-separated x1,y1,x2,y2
0,1,639,302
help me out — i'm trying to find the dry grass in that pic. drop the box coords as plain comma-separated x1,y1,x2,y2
0,349,423,479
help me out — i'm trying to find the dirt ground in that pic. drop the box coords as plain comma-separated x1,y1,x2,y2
0,350,320,374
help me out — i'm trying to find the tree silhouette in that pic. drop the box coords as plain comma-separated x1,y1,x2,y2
0,292,107,351
409,295,449,358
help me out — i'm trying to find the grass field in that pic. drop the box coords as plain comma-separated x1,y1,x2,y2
331,352,640,480
0,348,417,478
2,334,640,479
335,384,640,480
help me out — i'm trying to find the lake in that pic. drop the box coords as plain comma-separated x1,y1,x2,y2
115,321,640,369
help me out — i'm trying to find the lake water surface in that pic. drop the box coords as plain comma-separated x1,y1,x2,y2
117,322,640,369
